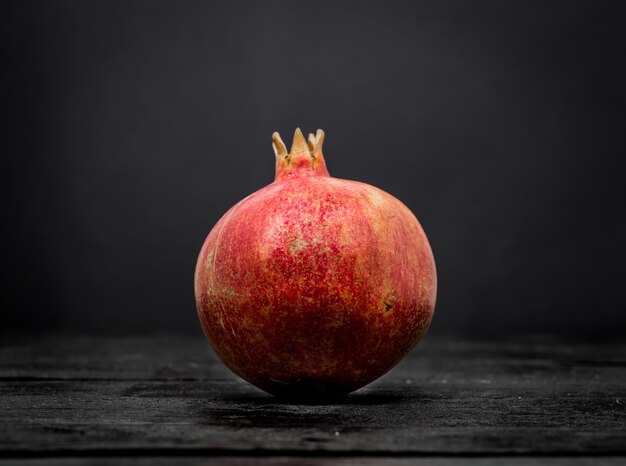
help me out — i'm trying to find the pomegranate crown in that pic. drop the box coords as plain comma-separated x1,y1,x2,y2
272,128,330,181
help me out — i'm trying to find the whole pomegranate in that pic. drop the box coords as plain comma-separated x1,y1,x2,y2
194,129,436,398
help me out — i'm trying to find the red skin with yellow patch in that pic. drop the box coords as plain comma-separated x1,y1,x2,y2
194,130,436,398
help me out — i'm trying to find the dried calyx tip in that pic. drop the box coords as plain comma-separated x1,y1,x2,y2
291,128,309,156
313,129,325,153
272,132,288,159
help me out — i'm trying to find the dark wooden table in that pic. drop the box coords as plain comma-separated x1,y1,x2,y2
1,335,624,465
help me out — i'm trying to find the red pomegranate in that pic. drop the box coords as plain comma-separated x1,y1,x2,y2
194,129,436,398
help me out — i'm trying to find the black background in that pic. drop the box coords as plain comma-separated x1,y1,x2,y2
3,0,625,337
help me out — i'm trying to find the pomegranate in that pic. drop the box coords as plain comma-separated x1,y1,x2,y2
194,129,436,398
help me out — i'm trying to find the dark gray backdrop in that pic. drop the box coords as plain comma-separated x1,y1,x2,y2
3,0,625,336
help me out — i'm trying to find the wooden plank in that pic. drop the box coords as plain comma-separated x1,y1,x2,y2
0,336,624,455
1,456,626,466
1,335,625,383
0,335,221,380
0,379,624,454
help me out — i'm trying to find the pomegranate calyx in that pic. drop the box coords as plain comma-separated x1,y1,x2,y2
273,128,330,181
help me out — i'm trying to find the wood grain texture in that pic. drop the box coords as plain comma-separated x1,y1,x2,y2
1,457,626,466
0,335,625,462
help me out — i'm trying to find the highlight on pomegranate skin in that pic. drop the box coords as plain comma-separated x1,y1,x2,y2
194,128,437,399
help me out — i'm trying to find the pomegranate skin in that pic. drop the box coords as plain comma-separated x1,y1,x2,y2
194,129,436,398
